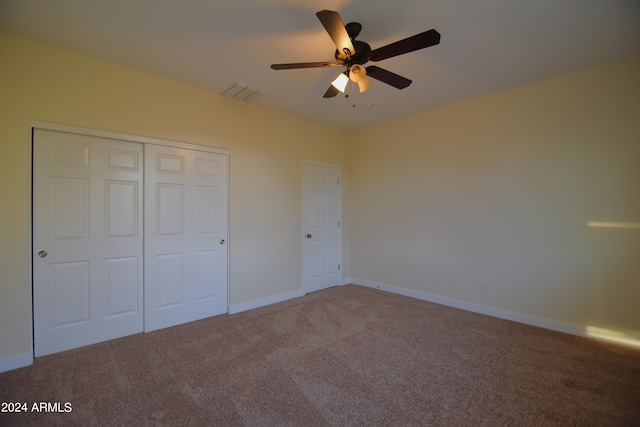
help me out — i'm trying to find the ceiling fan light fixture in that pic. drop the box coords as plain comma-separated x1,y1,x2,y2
357,76,373,93
331,72,349,92
349,64,372,93
348,64,365,82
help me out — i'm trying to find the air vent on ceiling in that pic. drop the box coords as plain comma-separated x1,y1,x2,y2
221,83,262,102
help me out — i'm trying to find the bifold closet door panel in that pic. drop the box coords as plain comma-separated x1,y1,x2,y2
33,129,144,357
144,144,228,332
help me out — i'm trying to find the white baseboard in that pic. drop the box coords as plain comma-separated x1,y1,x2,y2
350,278,640,349
0,352,33,373
229,277,352,314
229,289,305,315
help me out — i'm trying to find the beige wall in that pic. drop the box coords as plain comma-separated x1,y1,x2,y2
2,30,638,367
0,33,349,362
348,57,640,337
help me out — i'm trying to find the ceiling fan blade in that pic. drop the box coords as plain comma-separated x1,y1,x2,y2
366,66,412,89
316,10,356,56
323,85,340,98
369,29,440,62
271,62,340,70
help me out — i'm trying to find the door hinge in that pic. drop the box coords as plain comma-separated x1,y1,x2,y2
338,221,340,228
337,178,340,185
338,264,341,271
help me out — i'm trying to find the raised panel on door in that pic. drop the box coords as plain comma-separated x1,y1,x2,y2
144,145,228,332
105,180,138,238
51,177,90,241
195,186,218,234
303,162,342,293
157,183,185,237
52,261,90,327
105,256,140,318
309,240,323,279
195,250,219,299
33,129,143,356
156,253,185,308
324,239,337,277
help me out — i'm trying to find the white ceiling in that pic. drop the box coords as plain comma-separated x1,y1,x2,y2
1,0,639,130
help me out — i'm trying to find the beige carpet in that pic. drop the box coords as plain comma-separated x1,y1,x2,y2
1,284,639,426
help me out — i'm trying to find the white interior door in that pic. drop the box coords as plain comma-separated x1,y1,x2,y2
33,129,144,356
303,162,342,293
144,144,228,332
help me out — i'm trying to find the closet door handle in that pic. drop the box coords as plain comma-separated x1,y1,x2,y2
306,234,312,239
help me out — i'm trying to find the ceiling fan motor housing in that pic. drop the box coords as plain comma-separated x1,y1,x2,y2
335,22,371,67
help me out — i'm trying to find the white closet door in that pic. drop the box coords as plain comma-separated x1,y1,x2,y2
144,144,228,332
33,129,144,356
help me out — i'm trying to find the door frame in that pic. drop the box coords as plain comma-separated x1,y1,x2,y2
30,120,230,354
302,160,343,293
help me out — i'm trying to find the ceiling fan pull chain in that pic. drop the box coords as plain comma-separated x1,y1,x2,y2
348,79,357,108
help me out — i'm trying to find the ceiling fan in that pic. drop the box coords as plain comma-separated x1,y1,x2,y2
271,10,441,98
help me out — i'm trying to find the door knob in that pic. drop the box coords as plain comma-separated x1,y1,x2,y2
220,239,225,245
38,250,48,258
306,234,312,239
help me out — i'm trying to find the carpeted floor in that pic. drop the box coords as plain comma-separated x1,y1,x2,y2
1,284,639,426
